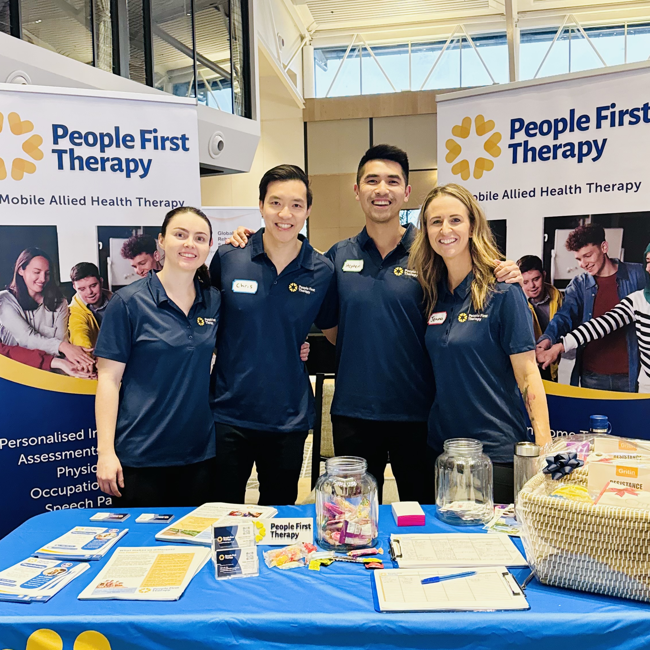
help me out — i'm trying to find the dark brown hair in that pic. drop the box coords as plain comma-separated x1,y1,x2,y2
9,248,64,311
566,224,606,252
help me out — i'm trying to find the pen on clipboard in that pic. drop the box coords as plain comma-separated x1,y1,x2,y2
421,571,477,585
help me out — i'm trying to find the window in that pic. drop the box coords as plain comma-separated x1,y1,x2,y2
315,33,507,98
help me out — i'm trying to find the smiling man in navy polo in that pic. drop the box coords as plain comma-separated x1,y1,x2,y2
209,165,337,506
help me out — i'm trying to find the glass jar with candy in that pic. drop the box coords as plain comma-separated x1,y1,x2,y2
315,456,379,550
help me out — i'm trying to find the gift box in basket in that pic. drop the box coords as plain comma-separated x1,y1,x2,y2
516,434,650,603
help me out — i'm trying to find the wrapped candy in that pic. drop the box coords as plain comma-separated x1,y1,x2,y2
263,542,318,570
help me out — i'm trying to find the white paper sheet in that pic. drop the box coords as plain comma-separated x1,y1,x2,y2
0,557,89,603
78,546,210,601
373,567,529,612
390,533,528,568
155,503,277,546
34,527,128,561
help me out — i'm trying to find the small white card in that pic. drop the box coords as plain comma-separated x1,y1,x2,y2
232,279,258,294
255,518,313,545
90,513,130,522
342,259,364,272
136,514,175,524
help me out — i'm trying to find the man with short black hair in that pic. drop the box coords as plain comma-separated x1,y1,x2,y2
69,262,113,349
121,234,162,278
210,164,337,506
536,224,645,391
517,255,563,381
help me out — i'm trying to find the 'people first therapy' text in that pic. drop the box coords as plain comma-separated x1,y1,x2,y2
508,102,650,164
51,124,190,179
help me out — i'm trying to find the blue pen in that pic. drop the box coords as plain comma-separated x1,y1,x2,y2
421,570,477,585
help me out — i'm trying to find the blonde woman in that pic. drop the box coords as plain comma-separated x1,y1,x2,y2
409,183,551,503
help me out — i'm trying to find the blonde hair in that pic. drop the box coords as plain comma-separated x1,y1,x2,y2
409,183,503,315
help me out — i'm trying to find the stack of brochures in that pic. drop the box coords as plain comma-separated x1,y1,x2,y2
0,557,90,603
78,546,210,601
33,527,128,561
156,502,277,546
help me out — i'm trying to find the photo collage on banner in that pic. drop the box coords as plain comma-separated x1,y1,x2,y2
436,62,650,439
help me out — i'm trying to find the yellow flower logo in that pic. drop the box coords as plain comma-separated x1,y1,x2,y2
445,114,502,181
0,112,43,181
393,267,404,276
196,317,205,326
10,629,112,650
289,283,298,293
458,312,468,323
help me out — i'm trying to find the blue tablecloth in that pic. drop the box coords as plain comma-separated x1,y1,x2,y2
0,505,649,650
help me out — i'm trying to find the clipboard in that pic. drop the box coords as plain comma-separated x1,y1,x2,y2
389,533,528,568
372,567,530,612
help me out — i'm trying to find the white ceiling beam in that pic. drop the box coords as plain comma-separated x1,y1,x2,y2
505,0,520,82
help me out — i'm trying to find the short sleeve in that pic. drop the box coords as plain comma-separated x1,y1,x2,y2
314,272,339,330
497,284,535,355
209,250,222,290
94,294,133,363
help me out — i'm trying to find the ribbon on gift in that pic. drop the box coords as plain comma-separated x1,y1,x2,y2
543,452,584,480
608,486,639,498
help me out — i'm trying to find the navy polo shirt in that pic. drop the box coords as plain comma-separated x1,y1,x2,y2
325,223,434,422
209,230,337,433
425,272,535,463
95,272,220,468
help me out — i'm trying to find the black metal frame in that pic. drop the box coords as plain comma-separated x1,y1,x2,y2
142,0,153,87
9,0,21,39
110,0,130,77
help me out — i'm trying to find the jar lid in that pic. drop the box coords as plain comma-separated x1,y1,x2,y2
515,442,540,457
590,414,608,428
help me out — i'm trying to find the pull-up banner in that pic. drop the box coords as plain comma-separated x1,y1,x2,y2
436,61,650,261
0,84,200,537
437,63,650,435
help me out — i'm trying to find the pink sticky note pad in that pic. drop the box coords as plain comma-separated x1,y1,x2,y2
391,501,426,527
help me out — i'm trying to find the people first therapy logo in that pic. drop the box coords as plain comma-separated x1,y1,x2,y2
0,112,43,181
445,115,502,181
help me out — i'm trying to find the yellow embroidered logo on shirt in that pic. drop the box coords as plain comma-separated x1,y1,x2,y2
289,283,298,293
458,312,468,323
196,317,205,326
393,267,404,276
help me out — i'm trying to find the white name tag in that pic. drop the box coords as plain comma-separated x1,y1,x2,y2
342,259,364,272
428,312,447,325
232,279,258,294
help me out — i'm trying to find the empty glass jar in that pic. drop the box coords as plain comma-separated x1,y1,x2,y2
315,456,379,550
436,438,493,525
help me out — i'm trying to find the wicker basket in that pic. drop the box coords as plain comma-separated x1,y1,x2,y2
517,468,650,602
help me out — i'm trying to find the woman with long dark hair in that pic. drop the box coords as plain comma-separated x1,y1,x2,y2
94,207,220,507
409,183,552,503
0,247,94,371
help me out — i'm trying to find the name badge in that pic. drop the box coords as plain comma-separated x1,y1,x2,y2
232,279,258,294
428,312,447,325
342,259,364,272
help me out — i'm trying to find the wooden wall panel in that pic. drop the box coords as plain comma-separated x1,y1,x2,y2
307,119,370,175
373,114,437,171
304,90,442,122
